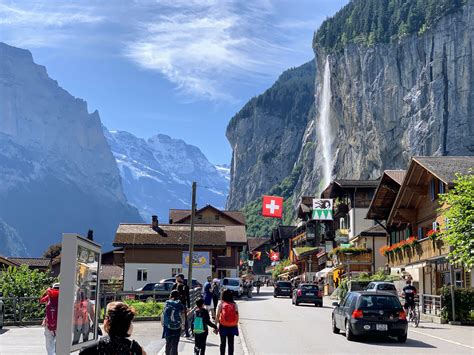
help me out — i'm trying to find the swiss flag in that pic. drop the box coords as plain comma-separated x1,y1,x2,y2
262,195,283,219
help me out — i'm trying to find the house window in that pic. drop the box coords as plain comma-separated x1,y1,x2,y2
215,215,220,221
171,268,182,277
417,227,423,239
455,270,464,287
430,178,436,201
137,269,148,281
226,247,232,257
439,180,445,194
197,215,203,220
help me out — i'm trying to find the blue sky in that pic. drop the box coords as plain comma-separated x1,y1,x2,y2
0,0,348,164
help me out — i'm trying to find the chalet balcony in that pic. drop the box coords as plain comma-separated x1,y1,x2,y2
387,237,449,267
334,202,349,218
334,252,372,265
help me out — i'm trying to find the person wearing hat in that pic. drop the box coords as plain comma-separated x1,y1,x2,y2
172,274,190,337
40,282,60,355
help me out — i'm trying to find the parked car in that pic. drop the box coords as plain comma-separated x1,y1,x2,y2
273,281,292,298
135,283,158,292
365,282,398,296
332,291,408,343
0,292,4,330
160,278,203,289
221,277,243,298
136,282,174,301
292,283,323,306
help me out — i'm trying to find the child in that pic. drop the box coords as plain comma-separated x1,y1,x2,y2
193,298,217,355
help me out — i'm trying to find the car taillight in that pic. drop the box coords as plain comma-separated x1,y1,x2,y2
352,309,363,319
398,310,407,320
297,290,302,296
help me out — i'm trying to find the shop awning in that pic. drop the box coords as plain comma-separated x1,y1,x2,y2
283,264,298,272
316,267,335,278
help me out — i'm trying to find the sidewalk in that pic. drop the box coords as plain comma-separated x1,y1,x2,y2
0,321,246,354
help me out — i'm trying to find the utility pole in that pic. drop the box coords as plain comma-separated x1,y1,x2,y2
187,182,197,287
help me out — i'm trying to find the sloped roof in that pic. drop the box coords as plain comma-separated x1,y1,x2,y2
366,170,406,220
248,237,270,252
359,224,388,237
384,170,407,185
0,256,20,267
321,179,379,198
169,205,246,225
100,265,123,281
7,257,50,268
224,225,247,244
114,224,227,247
413,157,474,185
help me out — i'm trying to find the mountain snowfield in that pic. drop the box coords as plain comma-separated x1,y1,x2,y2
104,129,229,222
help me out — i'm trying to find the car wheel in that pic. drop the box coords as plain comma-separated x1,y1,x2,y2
332,316,339,334
397,334,407,343
345,320,355,341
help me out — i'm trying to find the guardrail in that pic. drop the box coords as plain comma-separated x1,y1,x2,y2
419,294,442,317
2,296,45,325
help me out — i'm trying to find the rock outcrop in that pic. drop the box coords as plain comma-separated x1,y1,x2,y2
0,42,142,255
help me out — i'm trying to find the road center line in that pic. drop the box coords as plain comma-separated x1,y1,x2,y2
410,329,474,350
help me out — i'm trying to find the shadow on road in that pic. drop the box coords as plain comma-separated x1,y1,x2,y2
335,334,437,348
0,329,10,335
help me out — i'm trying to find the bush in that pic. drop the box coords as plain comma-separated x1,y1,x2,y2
440,287,474,322
272,259,292,279
122,299,164,318
0,265,57,321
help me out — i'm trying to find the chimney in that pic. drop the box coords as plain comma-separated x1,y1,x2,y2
152,215,158,230
87,229,94,241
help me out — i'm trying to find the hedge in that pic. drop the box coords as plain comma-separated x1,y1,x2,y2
440,287,474,322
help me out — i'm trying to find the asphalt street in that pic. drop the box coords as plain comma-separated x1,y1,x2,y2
238,287,474,355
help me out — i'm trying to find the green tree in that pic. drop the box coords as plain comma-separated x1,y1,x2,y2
43,243,62,260
438,173,474,269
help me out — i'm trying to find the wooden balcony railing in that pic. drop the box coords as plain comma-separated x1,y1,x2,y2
335,252,372,264
388,237,449,267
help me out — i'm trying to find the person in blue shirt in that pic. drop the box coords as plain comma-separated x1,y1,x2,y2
203,276,213,310
162,290,185,355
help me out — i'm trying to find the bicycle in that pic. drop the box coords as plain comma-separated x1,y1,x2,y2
406,303,420,327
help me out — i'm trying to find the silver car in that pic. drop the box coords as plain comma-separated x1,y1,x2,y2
365,281,398,295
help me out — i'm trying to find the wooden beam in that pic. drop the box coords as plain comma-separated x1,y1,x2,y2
395,208,416,223
405,185,427,196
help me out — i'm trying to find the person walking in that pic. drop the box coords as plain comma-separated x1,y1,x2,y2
79,302,146,355
193,298,218,355
40,282,60,355
255,279,261,295
216,289,239,355
162,290,185,355
211,280,220,319
172,274,190,337
203,276,213,311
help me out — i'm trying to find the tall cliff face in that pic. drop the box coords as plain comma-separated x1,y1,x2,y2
104,129,228,222
226,61,316,209
226,1,474,224
0,43,142,256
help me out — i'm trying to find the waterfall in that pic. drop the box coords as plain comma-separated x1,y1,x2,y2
315,56,333,189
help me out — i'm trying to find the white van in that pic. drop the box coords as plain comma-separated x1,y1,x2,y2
221,277,243,298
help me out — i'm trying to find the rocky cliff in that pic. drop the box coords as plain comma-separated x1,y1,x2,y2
0,43,142,256
226,0,474,226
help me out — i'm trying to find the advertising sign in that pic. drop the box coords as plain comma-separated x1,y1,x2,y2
56,234,102,354
182,251,210,269
312,199,333,220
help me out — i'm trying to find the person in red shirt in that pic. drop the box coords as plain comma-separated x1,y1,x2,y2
40,283,60,355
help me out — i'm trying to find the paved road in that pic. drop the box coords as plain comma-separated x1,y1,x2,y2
238,287,474,355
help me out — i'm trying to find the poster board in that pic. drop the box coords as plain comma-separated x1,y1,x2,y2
56,233,102,354
182,251,210,269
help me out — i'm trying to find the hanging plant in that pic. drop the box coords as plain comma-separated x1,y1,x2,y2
427,229,438,240
379,245,390,257
406,236,419,249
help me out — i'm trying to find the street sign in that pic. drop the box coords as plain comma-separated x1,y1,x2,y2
262,195,283,218
312,199,333,220
56,233,102,354
248,260,254,267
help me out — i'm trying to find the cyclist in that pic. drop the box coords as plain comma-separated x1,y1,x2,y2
402,279,417,313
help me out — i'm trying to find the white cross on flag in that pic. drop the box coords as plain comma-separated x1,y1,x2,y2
262,195,283,219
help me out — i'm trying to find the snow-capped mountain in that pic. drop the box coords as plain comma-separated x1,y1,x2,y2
215,164,231,182
104,129,229,222
0,42,142,256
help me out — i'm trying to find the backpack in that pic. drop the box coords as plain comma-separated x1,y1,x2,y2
163,301,182,330
193,311,205,334
219,302,238,327
45,288,59,332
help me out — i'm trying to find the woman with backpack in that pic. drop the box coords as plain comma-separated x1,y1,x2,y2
215,289,239,355
79,301,146,355
162,290,185,355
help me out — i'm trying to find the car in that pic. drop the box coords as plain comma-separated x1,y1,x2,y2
136,282,174,301
0,292,4,330
135,283,158,292
159,278,203,289
221,278,243,297
332,291,408,343
273,281,292,298
365,282,398,296
292,283,323,306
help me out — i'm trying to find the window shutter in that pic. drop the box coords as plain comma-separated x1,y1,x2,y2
430,178,435,201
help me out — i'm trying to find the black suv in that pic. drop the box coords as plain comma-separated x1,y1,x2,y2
292,283,322,307
274,281,292,298
332,291,408,342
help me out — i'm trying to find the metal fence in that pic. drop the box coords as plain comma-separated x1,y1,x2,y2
419,294,442,317
2,296,45,325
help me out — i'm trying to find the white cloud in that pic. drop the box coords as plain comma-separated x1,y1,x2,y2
124,1,297,101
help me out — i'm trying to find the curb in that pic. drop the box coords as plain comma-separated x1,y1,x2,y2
238,322,250,355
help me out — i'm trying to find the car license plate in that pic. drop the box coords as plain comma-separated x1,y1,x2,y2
376,324,388,331
282,288,288,291
306,293,314,296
